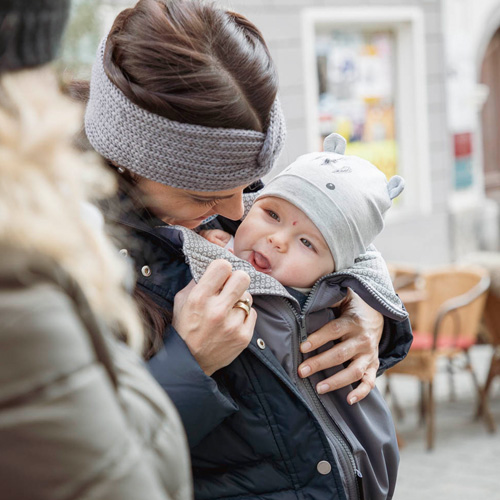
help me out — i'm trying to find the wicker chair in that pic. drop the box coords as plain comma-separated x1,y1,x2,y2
477,290,500,430
386,266,492,450
387,263,425,330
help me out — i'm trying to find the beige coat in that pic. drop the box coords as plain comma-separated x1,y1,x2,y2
0,67,192,500
0,245,192,500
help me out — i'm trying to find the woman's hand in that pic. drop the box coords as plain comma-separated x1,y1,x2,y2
298,288,383,405
172,259,256,376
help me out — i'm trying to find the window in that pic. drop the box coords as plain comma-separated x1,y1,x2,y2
302,7,431,215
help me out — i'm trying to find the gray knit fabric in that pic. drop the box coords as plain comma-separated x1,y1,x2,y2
84,38,287,191
257,133,405,271
171,226,407,321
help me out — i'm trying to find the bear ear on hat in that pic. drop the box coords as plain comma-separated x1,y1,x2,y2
323,133,346,155
387,175,405,200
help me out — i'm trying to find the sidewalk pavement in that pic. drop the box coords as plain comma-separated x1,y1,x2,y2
377,345,500,500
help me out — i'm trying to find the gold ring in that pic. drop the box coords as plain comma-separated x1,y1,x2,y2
233,298,251,319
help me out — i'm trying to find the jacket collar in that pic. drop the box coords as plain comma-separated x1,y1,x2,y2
171,226,408,320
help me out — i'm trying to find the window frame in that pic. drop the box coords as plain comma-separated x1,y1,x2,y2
302,6,431,217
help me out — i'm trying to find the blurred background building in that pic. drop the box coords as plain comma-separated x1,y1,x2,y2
61,0,500,268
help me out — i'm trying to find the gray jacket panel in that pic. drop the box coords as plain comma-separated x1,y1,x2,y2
0,246,192,500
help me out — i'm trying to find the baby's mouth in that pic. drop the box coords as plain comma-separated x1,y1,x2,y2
250,251,272,273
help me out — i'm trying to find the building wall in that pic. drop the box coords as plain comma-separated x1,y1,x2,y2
442,0,500,257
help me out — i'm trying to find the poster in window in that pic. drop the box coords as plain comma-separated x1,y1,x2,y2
316,29,398,179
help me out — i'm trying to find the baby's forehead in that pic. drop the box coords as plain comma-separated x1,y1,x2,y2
253,196,330,243
252,196,307,223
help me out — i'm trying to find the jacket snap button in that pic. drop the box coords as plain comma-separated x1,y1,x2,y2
317,460,332,475
257,338,266,349
119,248,129,257
141,265,152,277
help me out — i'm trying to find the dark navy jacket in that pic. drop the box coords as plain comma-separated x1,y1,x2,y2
109,190,413,500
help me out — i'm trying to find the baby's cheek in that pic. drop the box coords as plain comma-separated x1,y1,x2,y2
232,243,245,260
282,263,316,288
232,237,249,261
233,225,250,252
232,234,243,256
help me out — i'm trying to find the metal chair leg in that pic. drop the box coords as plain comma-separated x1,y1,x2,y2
477,349,499,432
419,381,427,427
426,380,435,451
483,351,500,400
478,385,497,433
463,350,496,432
447,357,456,401
385,377,405,421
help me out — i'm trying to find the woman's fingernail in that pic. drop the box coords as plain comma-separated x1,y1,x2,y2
300,341,312,352
349,396,358,405
300,365,311,377
317,383,330,394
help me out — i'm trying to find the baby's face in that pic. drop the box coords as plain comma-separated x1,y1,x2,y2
234,197,335,288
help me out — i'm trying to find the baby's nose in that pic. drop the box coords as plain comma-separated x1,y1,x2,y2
268,233,288,251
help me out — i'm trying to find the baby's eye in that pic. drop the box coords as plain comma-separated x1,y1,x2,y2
267,210,280,221
300,238,314,250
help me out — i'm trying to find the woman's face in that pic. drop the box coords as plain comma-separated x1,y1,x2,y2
137,178,246,229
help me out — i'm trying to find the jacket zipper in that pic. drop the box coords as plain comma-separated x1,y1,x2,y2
298,270,405,322
283,296,361,500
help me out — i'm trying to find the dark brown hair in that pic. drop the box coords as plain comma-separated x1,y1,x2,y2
103,0,278,132
70,0,279,357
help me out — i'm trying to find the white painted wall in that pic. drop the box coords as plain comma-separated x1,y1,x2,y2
442,0,500,254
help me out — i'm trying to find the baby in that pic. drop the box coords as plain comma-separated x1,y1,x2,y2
201,133,404,290
189,133,407,500
191,134,407,500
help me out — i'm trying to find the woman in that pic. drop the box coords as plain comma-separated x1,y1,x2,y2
0,1,191,499
82,0,412,497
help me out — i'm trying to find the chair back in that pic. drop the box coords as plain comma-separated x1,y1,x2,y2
387,264,424,329
484,292,500,345
388,264,422,291
416,266,490,348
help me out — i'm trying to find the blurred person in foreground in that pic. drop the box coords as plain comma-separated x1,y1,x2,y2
0,1,192,499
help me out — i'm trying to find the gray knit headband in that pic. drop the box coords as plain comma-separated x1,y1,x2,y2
84,38,286,191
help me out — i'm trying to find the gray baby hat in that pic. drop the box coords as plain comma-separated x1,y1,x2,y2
256,133,404,271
